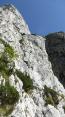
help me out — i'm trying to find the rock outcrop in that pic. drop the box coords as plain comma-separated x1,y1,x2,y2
0,4,65,117
46,32,65,88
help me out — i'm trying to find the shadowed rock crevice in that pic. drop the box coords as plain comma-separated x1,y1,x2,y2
45,32,65,88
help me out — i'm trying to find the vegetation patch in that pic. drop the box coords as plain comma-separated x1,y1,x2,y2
0,54,14,77
0,105,14,117
5,44,15,58
0,84,19,105
0,38,19,116
44,85,59,107
0,38,15,80
16,69,33,92
0,38,15,58
0,84,19,116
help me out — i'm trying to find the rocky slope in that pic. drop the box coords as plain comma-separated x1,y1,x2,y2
0,4,65,117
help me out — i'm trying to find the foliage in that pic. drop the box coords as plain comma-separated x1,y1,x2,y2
0,84,19,116
16,69,33,92
0,105,14,117
0,53,15,79
0,38,19,116
0,38,15,80
0,38,15,58
0,38,6,45
44,85,59,107
0,84,19,105
5,44,15,58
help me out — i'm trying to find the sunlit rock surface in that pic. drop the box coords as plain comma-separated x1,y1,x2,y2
0,4,65,117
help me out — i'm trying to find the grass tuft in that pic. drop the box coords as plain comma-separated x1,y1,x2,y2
16,69,33,92
44,85,59,107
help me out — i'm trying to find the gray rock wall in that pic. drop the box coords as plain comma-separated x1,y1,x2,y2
0,5,65,117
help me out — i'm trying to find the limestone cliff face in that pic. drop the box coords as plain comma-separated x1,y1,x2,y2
0,4,65,117
0,4,30,41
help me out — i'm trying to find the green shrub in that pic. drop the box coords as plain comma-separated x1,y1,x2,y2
5,44,15,58
0,84,19,116
0,39,19,116
0,38,6,45
0,84,19,105
0,105,14,116
32,34,36,36
0,38,15,78
16,70,33,92
0,53,15,78
0,38,15,58
44,85,59,107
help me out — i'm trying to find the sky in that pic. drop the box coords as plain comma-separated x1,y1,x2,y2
0,0,65,35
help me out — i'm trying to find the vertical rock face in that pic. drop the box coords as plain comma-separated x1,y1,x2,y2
46,32,65,88
0,4,65,117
